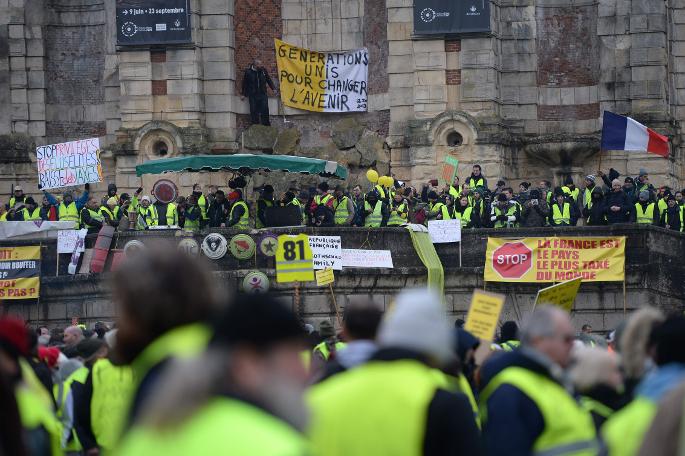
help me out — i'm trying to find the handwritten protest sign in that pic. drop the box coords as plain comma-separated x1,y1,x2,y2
58,229,88,254
464,289,506,341
0,246,41,299
275,39,369,112
315,268,335,286
439,156,459,188
534,277,582,312
308,236,342,270
342,249,393,268
428,219,462,243
36,138,103,190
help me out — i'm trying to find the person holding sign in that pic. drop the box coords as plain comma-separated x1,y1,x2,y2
44,184,90,228
240,58,276,126
479,306,597,456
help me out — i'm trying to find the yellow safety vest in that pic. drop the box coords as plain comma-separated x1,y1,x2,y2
458,206,473,227
480,366,598,456
493,204,519,228
315,193,334,208
601,397,657,456
364,200,383,227
22,207,42,221
53,365,89,452
308,359,441,456
59,202,80,227
16,383,64,456
448,185,461,200
81,208,104,229
229,200,250,229
562,186,580,202
388,202,408,226
197,194,209,221
287,198,306,225
137,205,158,230
99,206,115,223
664,206,684,231
430,369,481,428
373,185,386,200
657,198,667,216
584,188,594,208
313,341,347,361
116,397,306,456
552,202,571,225
91,358,134,451
334,196,351,225
467,177,485,189
634,202,655,224
165,203,178,226
500,340,521,351
10,196,26,208
432,202,452,220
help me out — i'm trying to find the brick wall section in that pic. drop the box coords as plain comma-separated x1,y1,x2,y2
234,0,282,94
150,50,166,63
446,69,461,85
364,0,388,94
536,6,599,87
445,40,461,52
537,103,599,121
151,80,167,95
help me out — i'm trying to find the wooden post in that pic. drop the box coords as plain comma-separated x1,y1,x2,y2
328,283,342,328
623,277,627,316
458,241,462,268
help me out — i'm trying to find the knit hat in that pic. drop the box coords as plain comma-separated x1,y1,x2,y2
25,197,36,206
38,346,60,369
377,289,453,364
624,177,634,184
585,175,596,183
497,193,508,202
564,176,574,185
297,191,309,201
14,186,22,192
319,320,335,338
141,195,151,203
520,182,530,190
554,187,565,197
639,190,650,201
107,197,118,206
500,321,519,341
0,317,30,357
427,191,438,200
227,191,240,201
76,338,106,360
318,182,329,192
639,169,648,177
455,328,480,363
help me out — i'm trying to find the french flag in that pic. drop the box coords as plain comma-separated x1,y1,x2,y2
601,111,669,157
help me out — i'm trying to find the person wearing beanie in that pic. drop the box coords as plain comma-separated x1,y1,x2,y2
99,196,121,228
226,189,250,229
312,320,346,366
116,293,308,456
308,288,481,456
582,175,597,211
584,186,608,226
605,179,631,224
550,186,579,227
631,190,659,225
135,195,158,230
661,195,683,232
634,169,655,196
498,321,521,351
16,196,42,221
479,306,597,456
491,192,519,228
191,183,210,227
43,183,90,228
427,191,452,221
561,176,580,203
8,184,26,211
255,184,275,228
363,189,388,227
603,316,685,456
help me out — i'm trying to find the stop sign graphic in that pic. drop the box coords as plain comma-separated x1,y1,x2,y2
492,242,533,279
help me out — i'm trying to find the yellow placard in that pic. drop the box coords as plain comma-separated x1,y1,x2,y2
275,39,327,112
484,237,625,283
534,277,582,312
315,268,335,286
0,246,41,300
464,289,506,341
276,234,315,283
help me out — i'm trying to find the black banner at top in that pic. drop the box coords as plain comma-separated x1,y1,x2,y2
116,0,192,46
414,0,491,35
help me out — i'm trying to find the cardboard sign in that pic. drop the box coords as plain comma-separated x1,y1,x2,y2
439,155,459,188
534,277,582,312
428,219,462,243
308,236,343,270
276,234,315,283
315,268,335,286
275,39,369,112
342,249,394,268
0,246,41,299
36,138,103,190
57,229,88,254
464,289,506,341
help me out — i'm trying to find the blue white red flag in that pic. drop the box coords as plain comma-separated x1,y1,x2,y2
601,111,669,158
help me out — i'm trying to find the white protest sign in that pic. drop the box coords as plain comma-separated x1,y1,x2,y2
36,138,103,190
308,236,343,270
428,219,462,243
58,229,88,254
342,249,394,268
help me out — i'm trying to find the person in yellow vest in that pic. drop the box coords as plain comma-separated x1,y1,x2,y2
73,337,134,455
44,184,91,228
428,194,452,221
255,185,275,228
99,197,120,228
498,321,521,351
17,197,43,221
453,195,474,227
192,184,209,229
466,164,488,190
581,175,598,213
182,194,202,232
7,184,27,210
312,320,346,365
561,176,580,203
549,187,579,227
387,190,409,226
307,288,481,455
282,190,307,225
226,190,250,229
80,197,105,234
333,185,355,226
136,195,158,230
152,198,178,227
445,175,461,201
363,190,388,227
490,193,520,228
479,306,598,456
661,195,683,231
312,182,335,217
631,190,659,225
0,316,63,456
602,316,685,456
110,247,217,428
116,293,309,456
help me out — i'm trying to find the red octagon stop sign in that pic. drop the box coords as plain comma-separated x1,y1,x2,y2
492,241,533,279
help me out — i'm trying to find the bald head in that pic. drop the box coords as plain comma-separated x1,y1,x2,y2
63,325,84,347
521,306,575,367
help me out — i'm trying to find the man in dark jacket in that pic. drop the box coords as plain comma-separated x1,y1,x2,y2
240,59,276,126
207,190,230,227
661,195,682,231
604,179,631,224
583,187,607,225
631,190,660,225
520,189,549,227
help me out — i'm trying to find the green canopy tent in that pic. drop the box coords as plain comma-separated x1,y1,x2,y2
135,154,348,180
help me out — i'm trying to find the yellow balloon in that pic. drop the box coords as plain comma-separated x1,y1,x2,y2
379,176,389,187
366,169,379,183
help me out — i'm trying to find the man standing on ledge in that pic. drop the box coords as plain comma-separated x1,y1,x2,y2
241,58,276,126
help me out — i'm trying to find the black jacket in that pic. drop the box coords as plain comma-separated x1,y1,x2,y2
583,190,608,225
241,66,275,97
604,190,631,224
661,205,683,231
226,200,247,227
207,200,231,227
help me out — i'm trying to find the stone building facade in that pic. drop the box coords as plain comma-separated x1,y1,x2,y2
1,0,684,201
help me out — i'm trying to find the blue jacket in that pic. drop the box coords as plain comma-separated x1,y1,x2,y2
43,190,89,212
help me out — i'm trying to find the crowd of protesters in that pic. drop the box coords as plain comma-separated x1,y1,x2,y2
2,164,684,232
1,247,685,455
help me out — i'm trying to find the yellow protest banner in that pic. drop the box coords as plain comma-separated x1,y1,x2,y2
534,277,582,312
275,39,369,113
484,236,625,283
315,268,335,286
464,289,506,341
276,234,315,283
0,245,41,300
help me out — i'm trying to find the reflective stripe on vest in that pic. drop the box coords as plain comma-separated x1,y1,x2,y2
59,202,80,225
91,358,134,450
501,340,521,351
230,200,250,229
334,196,350,225
552,203,571,225
480,367,597,456
364,200,383,227
634,202,655,224
388,202,407,226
